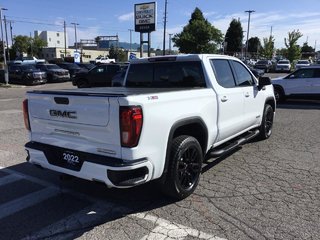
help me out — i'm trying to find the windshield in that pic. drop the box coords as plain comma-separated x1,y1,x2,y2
46,64,60,69
278,60,290,64
66,64,81,70
257,60,268,64
297,60,309,64
21,65,37,71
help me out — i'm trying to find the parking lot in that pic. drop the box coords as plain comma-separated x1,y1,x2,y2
0,81,319,240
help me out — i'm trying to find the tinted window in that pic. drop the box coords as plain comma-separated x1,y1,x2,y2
314,69,320,77
257,60,268,64
211,59,236,88
126,61,205,88
91,66,105,74
294,69,315,78
107,65,121,73
232,61,254,86
21,65,37,71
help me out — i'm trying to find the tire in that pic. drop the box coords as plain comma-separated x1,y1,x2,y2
77,79,89,88
258,104,274,140
160,135,203,200
273,86,285,103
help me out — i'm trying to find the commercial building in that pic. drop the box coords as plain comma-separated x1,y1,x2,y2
34,30,68,48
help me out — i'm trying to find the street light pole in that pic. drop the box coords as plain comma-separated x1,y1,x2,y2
71,22,79,51
128,29,133,52
0,7,8,85
245,10,255,60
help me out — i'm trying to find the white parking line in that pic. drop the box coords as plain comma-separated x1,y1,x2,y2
0,166,227,239
134,213,227,240
0,174,22,187
0,187,59,220
0,109,22,114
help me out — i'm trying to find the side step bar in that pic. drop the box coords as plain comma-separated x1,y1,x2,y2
208,129,260,158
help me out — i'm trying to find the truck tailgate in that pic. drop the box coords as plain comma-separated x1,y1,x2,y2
27,92,122,158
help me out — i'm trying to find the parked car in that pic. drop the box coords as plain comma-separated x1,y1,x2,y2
14,56,45,65
56,62,83,79
95,56,115,64
248,67,264,78
8,64,47,85
36,64,70,83
76,63,95,71
295,60,310,70
254,60,273,73
275,60,291,73
73,64,122,88
272,66,320,102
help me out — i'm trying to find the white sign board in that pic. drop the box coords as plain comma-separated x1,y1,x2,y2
135,2,156,33
74,51,80,63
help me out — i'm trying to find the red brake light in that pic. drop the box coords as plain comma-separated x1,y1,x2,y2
23,99,31,131
120,106,143,147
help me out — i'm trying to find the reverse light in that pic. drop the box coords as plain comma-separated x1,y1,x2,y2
120,106,143,148
22,99,31,131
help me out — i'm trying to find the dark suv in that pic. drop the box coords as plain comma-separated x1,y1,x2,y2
73,64,122,88
254,60,273,73
8,64,47,85
36,64,70,82
56,62,83,79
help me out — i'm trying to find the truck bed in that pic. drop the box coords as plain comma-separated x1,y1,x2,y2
28,87,194,97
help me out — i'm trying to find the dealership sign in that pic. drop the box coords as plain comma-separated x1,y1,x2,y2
134,2,156,33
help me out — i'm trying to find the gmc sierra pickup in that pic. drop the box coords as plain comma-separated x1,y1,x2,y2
23,54,276,199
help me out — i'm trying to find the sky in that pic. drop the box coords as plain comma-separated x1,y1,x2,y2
2,0,320,50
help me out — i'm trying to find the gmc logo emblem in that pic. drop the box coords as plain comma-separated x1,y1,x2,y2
49,110,77,119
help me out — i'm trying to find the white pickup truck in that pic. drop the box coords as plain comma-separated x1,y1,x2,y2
95,56,115,64
23,54,276,199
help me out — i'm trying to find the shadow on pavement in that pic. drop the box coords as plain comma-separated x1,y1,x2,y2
0,162,175,240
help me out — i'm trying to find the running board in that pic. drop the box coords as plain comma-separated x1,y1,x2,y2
208,129,260,158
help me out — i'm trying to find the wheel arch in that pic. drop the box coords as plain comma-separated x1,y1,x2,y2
265,97,276,112
160,117,208,181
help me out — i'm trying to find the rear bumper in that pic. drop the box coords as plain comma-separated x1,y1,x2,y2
25,141,153,188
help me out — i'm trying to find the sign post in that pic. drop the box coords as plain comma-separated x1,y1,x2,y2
134,2,156,57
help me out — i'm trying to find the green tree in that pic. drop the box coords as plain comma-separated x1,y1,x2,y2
285,30,303,62
12,35,31,56
30,36,47,58
12,35,47,58
301,42,314,53
248,37,261,53
225,19,243,53
172,7,223,53
108,45,117,59
259,36,275,59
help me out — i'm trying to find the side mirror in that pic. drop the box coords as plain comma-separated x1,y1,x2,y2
258,76,271,90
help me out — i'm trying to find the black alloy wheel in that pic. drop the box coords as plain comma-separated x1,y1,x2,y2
259,104,274,140
161,135,203,200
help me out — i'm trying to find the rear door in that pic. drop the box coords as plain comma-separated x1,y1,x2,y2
88,65,107,86
210,59,246,141
231,60,266,128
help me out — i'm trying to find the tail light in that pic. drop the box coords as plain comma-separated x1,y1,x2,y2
23,99,31,131
120,106,143,147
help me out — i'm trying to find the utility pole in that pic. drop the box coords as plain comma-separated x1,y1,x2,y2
64,21,67,57
71,22,79,51
162,0,168,55
4,15,9,61
169,33,173,54
29,32,33,55
128,29,133,52
270,26,273,38
245,10,255,60
9,20,13,46
0,7,8,85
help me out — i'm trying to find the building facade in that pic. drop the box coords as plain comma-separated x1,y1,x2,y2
34,30,68,48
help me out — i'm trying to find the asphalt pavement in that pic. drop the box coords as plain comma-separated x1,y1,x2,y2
0,81,319,240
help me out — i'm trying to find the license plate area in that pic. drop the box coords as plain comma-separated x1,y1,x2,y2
44,147,85,171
